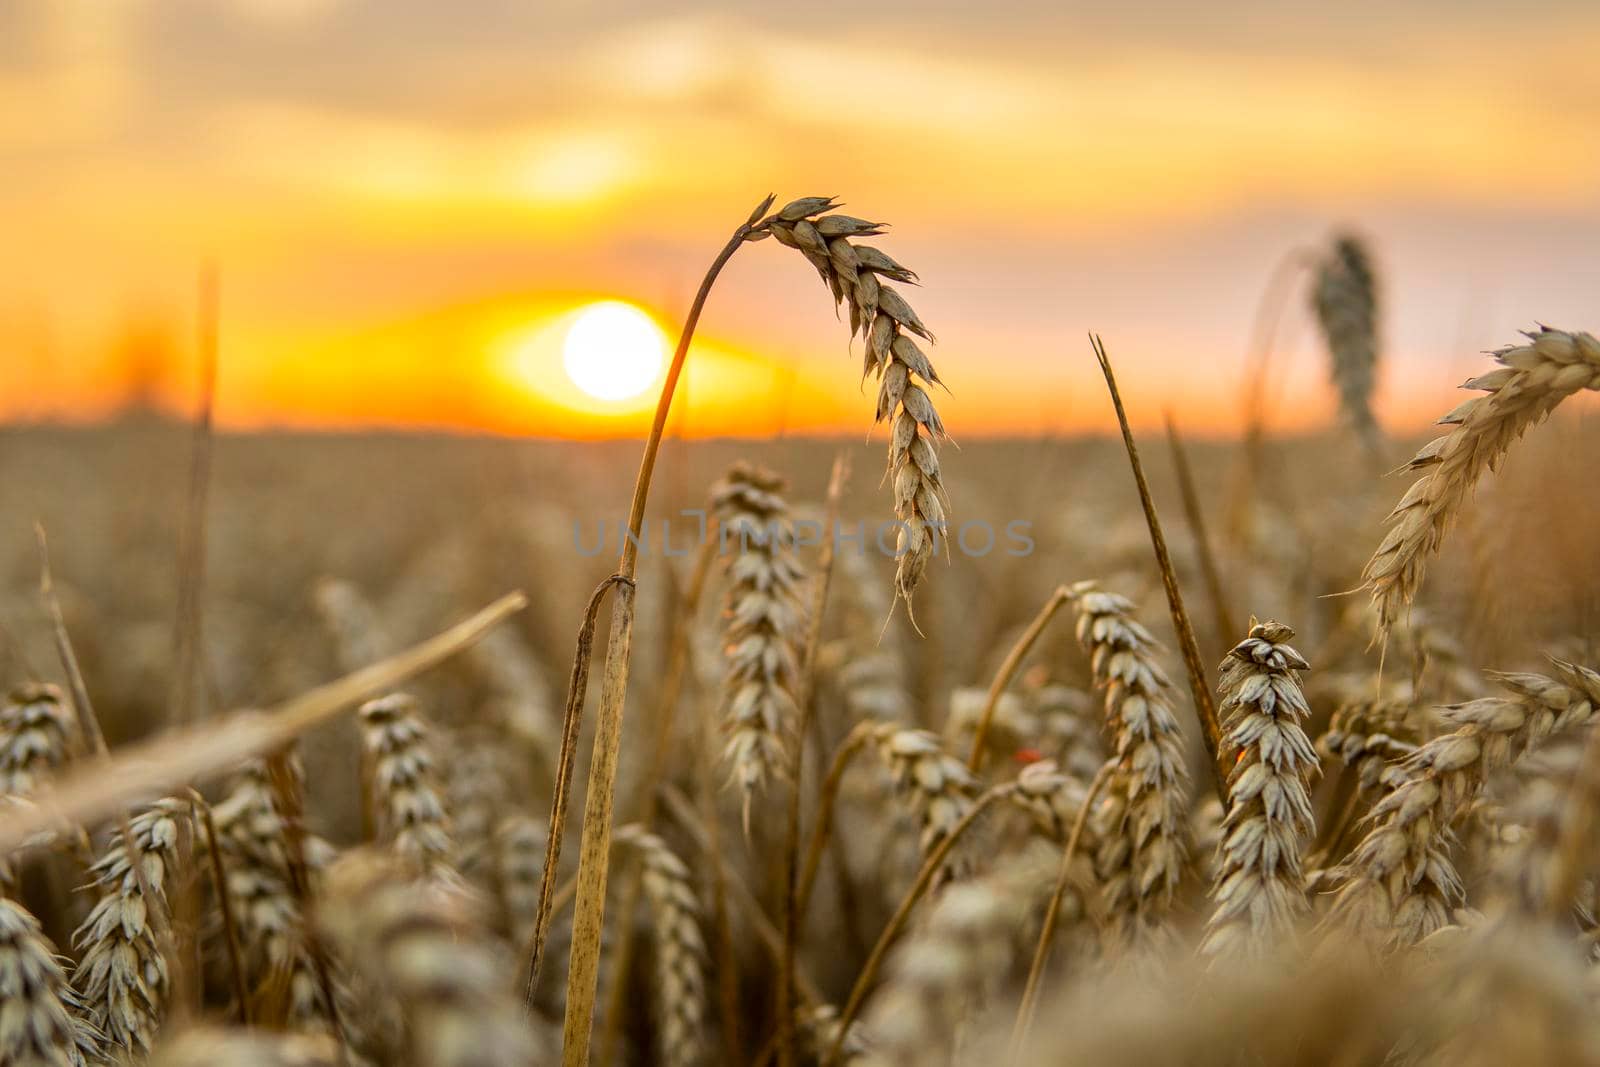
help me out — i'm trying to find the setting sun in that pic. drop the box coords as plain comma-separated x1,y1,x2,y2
561,301,666,402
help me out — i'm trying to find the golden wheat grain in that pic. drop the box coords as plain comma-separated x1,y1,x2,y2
710,463,806,815
755,197,946,614
1065,581,1191,938
1201,621,1318,958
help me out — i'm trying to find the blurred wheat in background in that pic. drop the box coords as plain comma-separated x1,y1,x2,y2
5,2,1600,1065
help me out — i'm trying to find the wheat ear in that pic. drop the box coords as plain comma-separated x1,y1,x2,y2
1066,581,1191,937
0,683,78,798
492,814,545,948
72,798,189,1055
320,849,546,1067
858,843,1058,1067
614,826,708,1067
710,462,807,815
1311,234,1382,455
754,197,946,614
1325,658,1600,947
356,693,454,873
209,761,340,1034
1364,327,1600,643
1201,621,1319,958
870,724,979,869
0,896,101,1067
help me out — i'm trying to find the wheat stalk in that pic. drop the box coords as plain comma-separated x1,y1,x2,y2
0,896,101,1067
72,797,189,1056
356,693,454,873
710,462,807,816
1066,581,1191,937
754,197,946,614
1364,327,1600,643
1,682,78,798
614,826,708,1067
1325,658,1600,947
1201,621,1319,958
1311,234,1382,455
320,849,547,1067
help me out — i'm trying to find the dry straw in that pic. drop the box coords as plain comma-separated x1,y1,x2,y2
1363,327,1600,643
73,797,189,1056
1066,581,1191,938
758,197,946,614
1201,621,1318,958
614,826,708,1067
0,896,102,1067
1326,658,1600,947
710,462,806,815
1310,234,1382,455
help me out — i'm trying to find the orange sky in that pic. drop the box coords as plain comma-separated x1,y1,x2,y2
5,2,1600,438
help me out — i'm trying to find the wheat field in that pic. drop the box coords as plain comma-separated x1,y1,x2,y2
3,194,1600,1066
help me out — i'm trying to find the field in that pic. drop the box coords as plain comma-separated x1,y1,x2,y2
2,340,1599,1066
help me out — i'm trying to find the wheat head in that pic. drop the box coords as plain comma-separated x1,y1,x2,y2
1364,327,1600,643
1201,621,1318,958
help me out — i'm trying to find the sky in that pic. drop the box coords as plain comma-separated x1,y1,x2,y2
4,0,1599,438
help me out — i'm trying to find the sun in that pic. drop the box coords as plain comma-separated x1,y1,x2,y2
561,301,666,402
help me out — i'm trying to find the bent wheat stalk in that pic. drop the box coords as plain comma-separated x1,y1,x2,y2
560,195,951,1064
558,196,771,1064
1364,327,1600,645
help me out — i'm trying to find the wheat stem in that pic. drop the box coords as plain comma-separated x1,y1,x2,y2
560,199,770,1065
965,585,1072,773
1091,334,1228,796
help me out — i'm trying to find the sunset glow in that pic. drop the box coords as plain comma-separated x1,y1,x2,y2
5,3,1600,437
